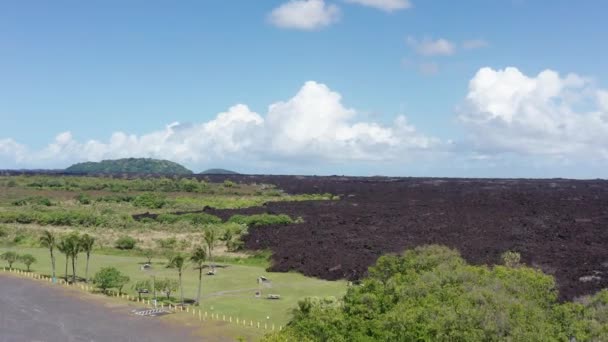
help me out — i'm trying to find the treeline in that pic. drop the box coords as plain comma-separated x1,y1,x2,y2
17,176,216,193
265,245,608,341
0,208,294,229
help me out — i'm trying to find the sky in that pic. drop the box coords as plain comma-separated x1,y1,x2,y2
1,0,607,178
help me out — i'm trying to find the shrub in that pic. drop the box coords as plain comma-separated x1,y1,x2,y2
115,236,137,250
75,193,92,205
502,250,522,267
133,193,167,209
223,180,236,188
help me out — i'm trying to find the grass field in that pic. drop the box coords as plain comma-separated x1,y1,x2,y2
0,246,347,326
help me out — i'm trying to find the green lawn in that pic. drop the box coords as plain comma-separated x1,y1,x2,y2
0,247,346,326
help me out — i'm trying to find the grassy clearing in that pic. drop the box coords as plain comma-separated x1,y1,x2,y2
0,246,347,326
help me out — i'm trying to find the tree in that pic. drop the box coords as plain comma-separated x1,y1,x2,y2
93,267,130,294
1,251,19,269
156,278,179,300
190,246,207,305
64,233,81,283
143,249,154,264
133,280,152,300
204,229,217,273
57,239,70,281
168,254,186,304
79,234,95,282
39,230,57,282
19,254,36,272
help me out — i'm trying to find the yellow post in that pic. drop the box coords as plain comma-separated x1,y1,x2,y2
257,322,260,329
237,318,239,324
198,310,201,321
250,320,253,327
186,306,189,313
265,323,267,330
272,324,275,331
229,316,232,323
223,315,225,321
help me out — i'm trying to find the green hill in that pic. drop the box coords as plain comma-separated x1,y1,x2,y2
200,168,239,175
65,158,193,175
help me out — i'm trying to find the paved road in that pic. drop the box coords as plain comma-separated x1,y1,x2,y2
0,275,201,342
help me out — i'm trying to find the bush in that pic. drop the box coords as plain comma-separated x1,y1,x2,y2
133,193,167,209
75,193,92,205
502,250,522,267
115,236,137,250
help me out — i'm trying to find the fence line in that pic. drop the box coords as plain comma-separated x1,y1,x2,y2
0,267,283,332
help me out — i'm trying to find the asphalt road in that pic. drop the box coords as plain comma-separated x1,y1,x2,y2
0,275,201,342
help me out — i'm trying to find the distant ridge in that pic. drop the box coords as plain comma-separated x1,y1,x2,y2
200,168,239,175
65,158,193,175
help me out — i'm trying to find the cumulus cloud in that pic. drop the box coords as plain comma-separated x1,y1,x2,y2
0,81,438,168
460,67,608,159
406,36,455,56
344,0,412,12
268,0,340,30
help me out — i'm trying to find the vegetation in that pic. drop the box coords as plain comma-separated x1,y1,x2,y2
228,214,293,227
190,246,207,305
156,278,180,300
39,230,57,280
265,245,608,341
114,236,136,250
1,251,19,269
93,266,130,294
80,234,95,281
65,158,193,175
168,254,186,304
19,253,36,271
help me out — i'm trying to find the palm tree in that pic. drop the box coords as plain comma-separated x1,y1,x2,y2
168,254,186,305
79,234,95,282
39,230,57,282
57,239,70,281
64,233,81,283
204,229,217,273
190,246,207,306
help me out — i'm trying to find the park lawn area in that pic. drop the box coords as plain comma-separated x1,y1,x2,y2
0,247,347,326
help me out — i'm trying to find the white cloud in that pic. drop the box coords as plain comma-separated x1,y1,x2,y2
0,138,27,163
268,0,340,30
1,81,438,168
406,36,455,56
460,67,608,158
344,0,411,12
462,39,489,50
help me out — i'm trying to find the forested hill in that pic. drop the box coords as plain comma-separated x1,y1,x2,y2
65,158,193,175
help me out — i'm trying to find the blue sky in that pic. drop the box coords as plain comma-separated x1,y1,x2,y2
1,0,607,177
